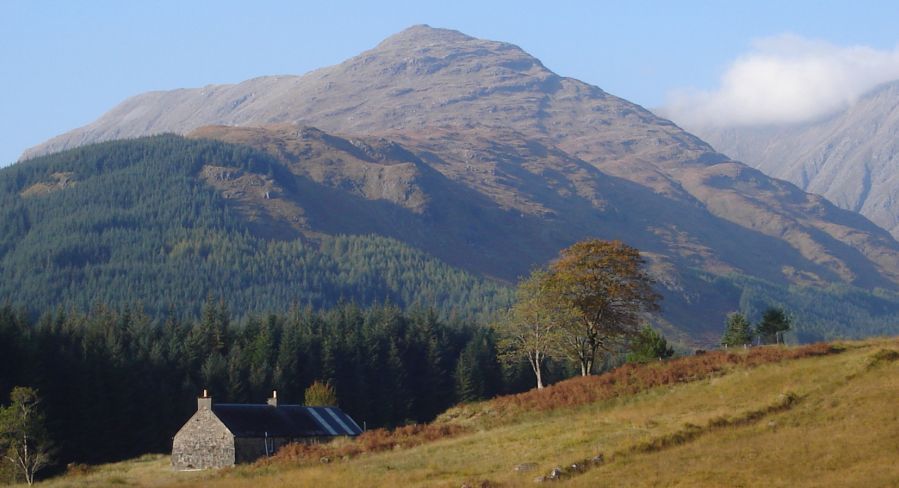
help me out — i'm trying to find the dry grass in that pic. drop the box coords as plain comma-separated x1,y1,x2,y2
566,343,899,487
34,339,898,488
34,454,213,488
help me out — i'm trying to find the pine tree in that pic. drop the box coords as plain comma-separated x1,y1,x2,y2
626,326,675,363
453,344,482,403
757,307,791,344
226,345,247,402
384,341,410,424
721,312,753,347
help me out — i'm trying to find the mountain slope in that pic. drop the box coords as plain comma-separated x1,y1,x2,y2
0,136,512,319
12,25,899,342
693,80,899,238
22,25,713,164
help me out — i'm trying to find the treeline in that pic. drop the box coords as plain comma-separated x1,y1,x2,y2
0,135,511,321
710,273,899,342
0,301,562,467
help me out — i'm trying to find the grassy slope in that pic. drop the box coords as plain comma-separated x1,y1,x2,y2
38,339,899,488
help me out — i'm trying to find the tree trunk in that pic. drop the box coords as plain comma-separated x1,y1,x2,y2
529,351,545,389
579,356,594,376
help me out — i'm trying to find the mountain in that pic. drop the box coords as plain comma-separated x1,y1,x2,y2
10,25,899,342
692,80,899,238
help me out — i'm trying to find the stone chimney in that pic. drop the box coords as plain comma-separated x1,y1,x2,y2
198,389,212,411
267,390,278,407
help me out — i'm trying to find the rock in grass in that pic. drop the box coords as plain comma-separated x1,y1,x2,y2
547,467,565,480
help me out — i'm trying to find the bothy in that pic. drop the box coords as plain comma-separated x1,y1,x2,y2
172,391,361,469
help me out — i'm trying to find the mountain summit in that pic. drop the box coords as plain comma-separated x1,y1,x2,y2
11,26,899,341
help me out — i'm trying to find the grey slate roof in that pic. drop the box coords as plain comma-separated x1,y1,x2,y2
212,404,362,438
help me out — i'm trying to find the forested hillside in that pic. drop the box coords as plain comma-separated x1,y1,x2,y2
0,135,511,320
5,134,899,344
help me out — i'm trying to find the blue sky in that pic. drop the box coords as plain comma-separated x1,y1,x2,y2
3,0,899,165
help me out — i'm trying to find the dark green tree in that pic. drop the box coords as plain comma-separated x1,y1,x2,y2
721,312,753,347
625,325,674,363
757,307,791,344
453,344,482,403
453,331,502,402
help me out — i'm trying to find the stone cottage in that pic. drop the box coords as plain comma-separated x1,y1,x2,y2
172,391,362,469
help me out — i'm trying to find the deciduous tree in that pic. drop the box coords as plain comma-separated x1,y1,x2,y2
546,239,660,375
303,380,338,407
493,270,577,389
0,387,52,486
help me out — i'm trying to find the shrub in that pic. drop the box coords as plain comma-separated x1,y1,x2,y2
304,380,338,407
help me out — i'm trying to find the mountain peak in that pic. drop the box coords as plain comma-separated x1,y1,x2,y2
365,24,543,72
376,24,476,48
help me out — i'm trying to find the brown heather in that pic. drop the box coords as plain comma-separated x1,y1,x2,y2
267,423,469,464
484,343,838,415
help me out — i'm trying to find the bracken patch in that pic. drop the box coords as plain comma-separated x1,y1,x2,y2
485,343,836,415
266,423,469,465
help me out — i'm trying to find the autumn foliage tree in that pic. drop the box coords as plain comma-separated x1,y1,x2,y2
545,239,661,375
303,380,338,407
494,240,660,385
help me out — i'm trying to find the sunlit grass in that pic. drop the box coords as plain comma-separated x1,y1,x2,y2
34,338,899,487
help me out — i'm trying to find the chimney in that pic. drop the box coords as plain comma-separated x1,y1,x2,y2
198,389,212,411
267,390,278,407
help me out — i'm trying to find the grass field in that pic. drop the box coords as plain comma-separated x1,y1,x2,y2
36,338,899,487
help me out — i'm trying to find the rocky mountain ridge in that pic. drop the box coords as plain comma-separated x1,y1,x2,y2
692,80,899,238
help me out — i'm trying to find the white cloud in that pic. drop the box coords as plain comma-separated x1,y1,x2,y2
663,34,899,127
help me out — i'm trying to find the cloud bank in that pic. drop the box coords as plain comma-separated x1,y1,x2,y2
664,35,899,128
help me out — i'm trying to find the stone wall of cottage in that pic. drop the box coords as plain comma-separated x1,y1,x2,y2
171,408,235,469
